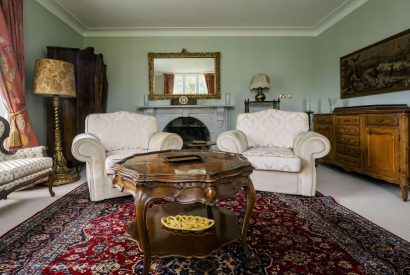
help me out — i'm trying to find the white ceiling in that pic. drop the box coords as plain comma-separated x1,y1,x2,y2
35,0,368,37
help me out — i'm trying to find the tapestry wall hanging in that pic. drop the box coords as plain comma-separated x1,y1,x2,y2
340,29,410,99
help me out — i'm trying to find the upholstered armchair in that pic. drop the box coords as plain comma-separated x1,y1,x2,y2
0,117,54,200
217,109,330,196
71,111,183,201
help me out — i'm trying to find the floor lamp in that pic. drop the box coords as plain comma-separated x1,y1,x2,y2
33,58,79,186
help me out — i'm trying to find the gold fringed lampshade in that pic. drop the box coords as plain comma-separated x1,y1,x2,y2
32,58,79,186
250,73,271,102
33,59,76,97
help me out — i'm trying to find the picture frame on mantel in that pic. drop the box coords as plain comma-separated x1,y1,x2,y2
340,29,410,99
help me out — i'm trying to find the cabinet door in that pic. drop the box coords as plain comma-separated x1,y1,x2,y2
363,127,400,179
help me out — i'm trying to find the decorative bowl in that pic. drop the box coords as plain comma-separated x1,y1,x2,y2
161,215,215,233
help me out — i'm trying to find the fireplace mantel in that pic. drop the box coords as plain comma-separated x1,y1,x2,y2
136,105,233,141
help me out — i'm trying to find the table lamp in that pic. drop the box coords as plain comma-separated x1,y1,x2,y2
33,58,79,186
250,73,271,101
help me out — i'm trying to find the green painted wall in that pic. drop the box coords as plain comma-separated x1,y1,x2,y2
23,0,410,139
83,37,315,129
315,0,410,113
24,0,82,145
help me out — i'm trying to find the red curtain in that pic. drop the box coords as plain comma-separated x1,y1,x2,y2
163,74,174,95
204,73,215,94
0,0,38,148
1,0,24,81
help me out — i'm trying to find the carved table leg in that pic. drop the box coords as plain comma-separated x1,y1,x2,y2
242,179,256,258
400,184,408,202
134,195,152,275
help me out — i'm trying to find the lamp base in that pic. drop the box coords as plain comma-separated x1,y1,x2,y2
255,88,266,102
53,168,79,186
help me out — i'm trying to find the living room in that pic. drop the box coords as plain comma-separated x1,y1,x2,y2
0,0,409,274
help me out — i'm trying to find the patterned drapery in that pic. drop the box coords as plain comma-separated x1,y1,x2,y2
0,0,38,148
1,0,24,82
204,73,215,94
163,74,174,95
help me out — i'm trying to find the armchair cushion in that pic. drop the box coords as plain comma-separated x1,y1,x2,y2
86,111,158,151
236,109,308,148
0,158,53,185
243,147,301,172
0,146,47,161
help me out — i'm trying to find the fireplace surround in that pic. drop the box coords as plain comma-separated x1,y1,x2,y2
137,105,232,143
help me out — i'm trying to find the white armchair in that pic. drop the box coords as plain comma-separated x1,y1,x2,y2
217,109,330,196
71,111,183,201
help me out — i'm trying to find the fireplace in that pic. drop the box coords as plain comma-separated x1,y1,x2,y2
164,117,210,147
137,105,232,144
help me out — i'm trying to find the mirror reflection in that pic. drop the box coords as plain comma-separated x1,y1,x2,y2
148,50,220,100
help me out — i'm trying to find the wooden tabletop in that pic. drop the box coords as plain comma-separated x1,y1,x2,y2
114,150,252,184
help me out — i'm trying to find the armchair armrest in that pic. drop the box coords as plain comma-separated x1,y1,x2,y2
217,130,248,153
148,132,183,151
293,131,330,160
71,133,106,163
292,131,330,196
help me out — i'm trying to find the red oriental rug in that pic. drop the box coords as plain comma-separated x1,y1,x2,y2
0,183,409,274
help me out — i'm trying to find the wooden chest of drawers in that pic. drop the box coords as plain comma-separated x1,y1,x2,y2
313,105,409,201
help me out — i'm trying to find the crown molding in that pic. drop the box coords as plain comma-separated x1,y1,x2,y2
35,0,368,38
313,0,368,36
82,27,315,37
35,0,85,35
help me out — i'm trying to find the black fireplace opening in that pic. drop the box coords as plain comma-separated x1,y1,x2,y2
164,117,210,147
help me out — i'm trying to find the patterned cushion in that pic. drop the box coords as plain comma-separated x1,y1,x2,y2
0,168,52,191
86,112,158,151
236,109,308,149
0,157,53,185
1,146,47,161
105,148,147,175
243,147,301,172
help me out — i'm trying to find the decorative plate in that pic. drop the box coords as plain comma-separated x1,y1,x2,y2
161,215,215,232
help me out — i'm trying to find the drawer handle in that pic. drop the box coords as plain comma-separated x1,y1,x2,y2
344,119,351,122
376,118,384,122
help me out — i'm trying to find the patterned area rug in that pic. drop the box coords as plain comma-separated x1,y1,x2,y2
0,183,409,274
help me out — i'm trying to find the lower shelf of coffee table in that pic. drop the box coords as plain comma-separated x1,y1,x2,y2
126,202,241,258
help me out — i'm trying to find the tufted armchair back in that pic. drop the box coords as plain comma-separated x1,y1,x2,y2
236,109,309,149
85,111,158,151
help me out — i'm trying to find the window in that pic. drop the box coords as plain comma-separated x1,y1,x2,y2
173,74,208,94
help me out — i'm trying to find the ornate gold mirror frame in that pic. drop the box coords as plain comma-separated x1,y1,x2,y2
148,49,221,100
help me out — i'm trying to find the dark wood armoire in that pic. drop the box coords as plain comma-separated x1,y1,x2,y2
46,46,108,167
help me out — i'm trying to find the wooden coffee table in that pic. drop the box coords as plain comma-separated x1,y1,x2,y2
113,150,255,275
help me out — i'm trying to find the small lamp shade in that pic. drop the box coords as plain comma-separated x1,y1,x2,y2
250,73,271,90
33,59,76,98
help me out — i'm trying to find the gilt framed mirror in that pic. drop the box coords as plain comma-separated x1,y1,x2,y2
148,49,220,100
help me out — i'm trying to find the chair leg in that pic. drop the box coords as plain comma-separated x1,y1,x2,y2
48,173,55,197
